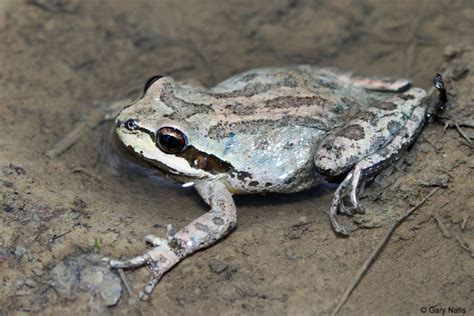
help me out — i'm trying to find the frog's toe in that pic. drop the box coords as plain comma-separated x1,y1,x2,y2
139,275,161,301
341,197,366,216
105,244,179,299
353,203,366,214
329,176,352,236
329,208,351,236
144,234,168,247
106,254,149,269
339,198,354,216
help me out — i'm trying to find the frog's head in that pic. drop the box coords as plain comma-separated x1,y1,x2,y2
115,75,232,182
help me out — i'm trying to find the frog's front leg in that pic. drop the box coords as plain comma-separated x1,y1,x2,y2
104,180,236,300
314,88,427,235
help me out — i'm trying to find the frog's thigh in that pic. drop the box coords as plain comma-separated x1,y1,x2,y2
319,67,411,92
314,87,426,178
328,104,426,234
346,103,426,208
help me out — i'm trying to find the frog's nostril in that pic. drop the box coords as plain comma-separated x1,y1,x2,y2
124,119,138,131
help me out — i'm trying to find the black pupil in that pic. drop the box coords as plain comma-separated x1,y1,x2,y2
156,127,186,153
160,134,181,149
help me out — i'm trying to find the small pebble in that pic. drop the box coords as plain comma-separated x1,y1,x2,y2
298,216,308,225
286,248,297,260
14,245,27,259
208,259,228,274
24,278,37,288
32,267,44,277
72,196,87,211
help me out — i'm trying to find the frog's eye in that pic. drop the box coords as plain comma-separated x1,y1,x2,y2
143,75,164,96
156,127,187,154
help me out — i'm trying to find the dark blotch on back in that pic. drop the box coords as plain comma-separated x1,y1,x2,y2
356,110,378,125
377,101,398,111
387,120,401,135
194,222,209,232
336,124,365,141
399,94,415,100
263,95,326,109
212,217,224,226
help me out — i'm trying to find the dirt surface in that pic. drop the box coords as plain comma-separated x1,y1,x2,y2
1,1,473,315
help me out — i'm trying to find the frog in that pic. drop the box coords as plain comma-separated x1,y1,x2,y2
105,65,430,300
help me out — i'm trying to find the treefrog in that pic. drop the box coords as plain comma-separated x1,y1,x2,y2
106,65,429,300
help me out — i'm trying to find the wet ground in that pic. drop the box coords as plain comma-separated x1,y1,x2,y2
0,0,473,315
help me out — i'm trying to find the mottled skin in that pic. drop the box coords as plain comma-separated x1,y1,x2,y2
105,65,427,300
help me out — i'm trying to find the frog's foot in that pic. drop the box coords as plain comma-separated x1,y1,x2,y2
338,184,367,216
104,180,237,300
329,167,373,235
104,237,180,300
339,200,365,217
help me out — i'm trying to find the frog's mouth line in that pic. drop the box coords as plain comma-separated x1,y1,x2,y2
121,142,192,178
118,129,256,185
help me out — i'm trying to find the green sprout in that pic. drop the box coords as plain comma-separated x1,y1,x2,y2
94,237,101,253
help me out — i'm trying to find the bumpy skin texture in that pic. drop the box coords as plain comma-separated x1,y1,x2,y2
109,65,427,299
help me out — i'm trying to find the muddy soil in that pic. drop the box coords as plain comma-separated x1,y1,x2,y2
0,1,473,315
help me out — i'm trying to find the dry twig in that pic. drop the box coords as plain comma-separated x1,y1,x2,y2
70,166,102,182
45,111,103,158
454,120,473,145
117,268,133,297
45,99,131,158
331,187,440,316
432,213,450,238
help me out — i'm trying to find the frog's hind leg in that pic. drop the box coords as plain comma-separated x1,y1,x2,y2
314,88,427,235
104,180,237,300
331,105,425,234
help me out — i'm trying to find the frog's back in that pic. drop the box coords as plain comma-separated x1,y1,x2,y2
171,65,404,193
175,66,370,193
179,66,369,134
211,65,384,105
